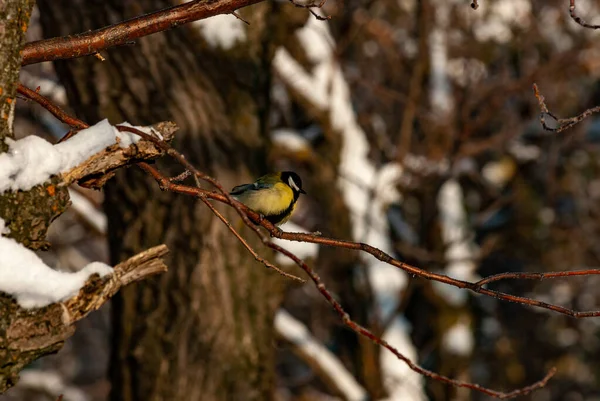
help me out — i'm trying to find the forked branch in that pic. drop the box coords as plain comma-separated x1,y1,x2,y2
20,79,596,399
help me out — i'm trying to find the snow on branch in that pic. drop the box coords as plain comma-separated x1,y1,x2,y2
0,118,176,193
0,243,168,392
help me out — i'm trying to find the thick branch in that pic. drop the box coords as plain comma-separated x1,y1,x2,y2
0,245,169,393
21,0,264,66
62,121,178,189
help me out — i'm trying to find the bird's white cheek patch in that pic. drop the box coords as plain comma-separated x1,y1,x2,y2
288,177,300,191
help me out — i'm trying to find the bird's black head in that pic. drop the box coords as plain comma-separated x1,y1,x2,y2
281,171,306,195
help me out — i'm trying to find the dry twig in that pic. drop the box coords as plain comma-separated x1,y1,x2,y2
569,0,600,29
533,83,600,133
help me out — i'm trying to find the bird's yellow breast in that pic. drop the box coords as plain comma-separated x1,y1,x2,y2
234,181,295,216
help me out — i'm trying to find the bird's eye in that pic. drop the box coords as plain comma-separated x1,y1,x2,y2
288,176,300,191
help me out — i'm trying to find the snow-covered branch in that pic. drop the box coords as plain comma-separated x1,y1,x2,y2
0,243,168,393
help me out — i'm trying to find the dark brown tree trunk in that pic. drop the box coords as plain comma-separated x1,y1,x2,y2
37,1,289,399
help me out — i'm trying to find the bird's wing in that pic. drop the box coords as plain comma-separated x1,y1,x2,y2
230,182,270,195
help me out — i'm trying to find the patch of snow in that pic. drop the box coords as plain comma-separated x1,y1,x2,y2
274,222,319,265
68,189,107,234
441,319,474,356
379,318,425,401
0,222,112,308
471,0,532,44
429,2,453,115
271,128,311,153
434,179,480,306
18,370,89,401
192,13,246,50
20,71,67,105
275,310,368,401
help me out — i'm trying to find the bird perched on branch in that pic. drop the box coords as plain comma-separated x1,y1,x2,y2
230,171,306,225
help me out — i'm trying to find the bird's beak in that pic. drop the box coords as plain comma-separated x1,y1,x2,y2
300,188,307,194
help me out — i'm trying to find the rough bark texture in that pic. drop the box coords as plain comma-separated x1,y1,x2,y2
0,245,169,394
0,0,35,150
0,1,64,390
38,1,291,400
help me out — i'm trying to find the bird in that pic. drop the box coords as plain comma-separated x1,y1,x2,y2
230,171,306,225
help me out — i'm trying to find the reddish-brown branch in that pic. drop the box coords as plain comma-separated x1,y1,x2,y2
266,238,557,399
533,83,600,133
141,161,304,283
120,124,600,319
569,0,600,29
476,269,600,286
17,84,88,130
20,88,578,397
21,0,264,66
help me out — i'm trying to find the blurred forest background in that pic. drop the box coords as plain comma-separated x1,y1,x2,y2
5,0,600,400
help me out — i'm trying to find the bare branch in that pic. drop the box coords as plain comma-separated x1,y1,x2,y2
17,84,571,398
476,269,600,286
569,0,600,29
533,83,600,133
21,0,265,66
194,186,305,283
17,84,88,130
122,125,566,398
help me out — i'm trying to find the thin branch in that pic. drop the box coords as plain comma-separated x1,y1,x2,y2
287,0,331,20
17,84,88,130
533,83,600,133
19,90,573,397
267,238,557,399
231,11,250,25
195,188,304,283
21,0,265,66
117,124,600,319
569,0,600,29
120,125,576,397
476,269,600,286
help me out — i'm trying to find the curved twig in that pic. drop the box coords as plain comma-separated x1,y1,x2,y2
569,0,600,29
533,83,600,133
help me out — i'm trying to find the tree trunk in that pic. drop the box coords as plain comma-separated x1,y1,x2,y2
0,0,35,149
38,1,288,399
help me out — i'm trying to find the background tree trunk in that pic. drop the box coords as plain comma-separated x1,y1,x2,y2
37,1,290,399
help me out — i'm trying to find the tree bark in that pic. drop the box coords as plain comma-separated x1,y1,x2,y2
38,1,289,400
0,0,35,149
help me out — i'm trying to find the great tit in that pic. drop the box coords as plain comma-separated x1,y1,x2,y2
230,171,306,225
